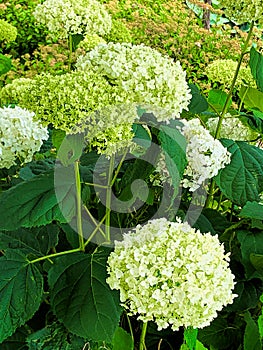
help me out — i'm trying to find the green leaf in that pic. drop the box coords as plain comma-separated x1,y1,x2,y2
196,340,208,350
0,169,76,230
198,317,236,349
184,327,198,350
71,34,84,51
26,322,86,350
1,326,30,350
0,225,59,257
57,133,85,166
208,90,232,113
240,201,263,220
215,140,263,206
158,122,187,191
258,315,263,339
48,248,122,342
132,123,151,155
250,254,263,275
19,159,55,180
239,87,263,113
227,280,262,312
0,250,43,343
112,327,133,350
237,230,263,279
188,84,208,114
0,53,12,75
51,129,66,151
249,47,263,92
244,311,262,350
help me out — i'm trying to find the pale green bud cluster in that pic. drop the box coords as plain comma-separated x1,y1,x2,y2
0,106,48,169
205,59,255,90
76,42,192,121
78,34,106,52
0,19,17,43
107,218,237,331
104,19,132,44
218,0,263,25
207,114,259,141
33,0,112,39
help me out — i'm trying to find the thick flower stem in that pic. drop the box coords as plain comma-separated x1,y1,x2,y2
206,20,254,208
105,155,115,243
139,322,148,350
75,160,85,252
29,248,82,264
214,20,254,139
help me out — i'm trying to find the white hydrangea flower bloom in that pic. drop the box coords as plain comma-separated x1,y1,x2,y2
33,0,112,39
179,119,231,191
0,106,48,169
207,114,259,141
107,218,237,331
76,42,192,121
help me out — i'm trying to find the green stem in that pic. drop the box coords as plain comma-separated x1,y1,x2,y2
29,248,82,264
68,34,73,72
105,155,115,243
75,160,85,251
139,322,148,350
126,313,134,345
214,20,254,139
204,179,216,209
83,208,107,247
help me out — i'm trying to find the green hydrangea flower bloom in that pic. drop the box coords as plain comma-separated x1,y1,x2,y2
0,19,17,43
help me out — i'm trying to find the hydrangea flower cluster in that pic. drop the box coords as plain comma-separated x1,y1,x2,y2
77,34,106,52
207,114,259,141
33,0,112,39
205,59,255,90
179,118,231,191
218,0,263,25
76,42,192,121
0,106,48,169
0,19,17,43
107,218,237,331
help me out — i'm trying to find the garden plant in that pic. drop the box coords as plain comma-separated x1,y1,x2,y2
0,0,263,349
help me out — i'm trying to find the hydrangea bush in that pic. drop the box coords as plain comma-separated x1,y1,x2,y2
0,1,263,350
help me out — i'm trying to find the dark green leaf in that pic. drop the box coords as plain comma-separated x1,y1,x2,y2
1,326,30,350
71,34,84,51
237,230,263,279
0,54,12,75
244,311,262,350
239,87,263,113
249,47,263,92
227,280,262,312
198,317,236,349
19,159,55,180
57,134,85,166
48,247,122,342
158,123,187,192
250,254,263,275
208,90,232,113
132,123,151,154
0,225,59,257
0,250,43,343
240,201,263,220
51,129,66,151
188,84,208,114
112,327,133,350
215,140,263,206
0,169,76,230
26,321,86,350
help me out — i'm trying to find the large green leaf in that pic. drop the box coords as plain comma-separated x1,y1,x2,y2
215,140,263,206
158,122,187,191
0,169,76,230
0,54,12,75
0,250,43,343
240,201,263,220
1,326,30,350
239,87,263,113
249,47,263,92
208,90,232,114
227,280,262,312
237,230,263,279
112,327,133,350
0,225,59,257
188,84,208,114
48,248,122,342
244,311,262,350
198,317,236,349
26,322,86,350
